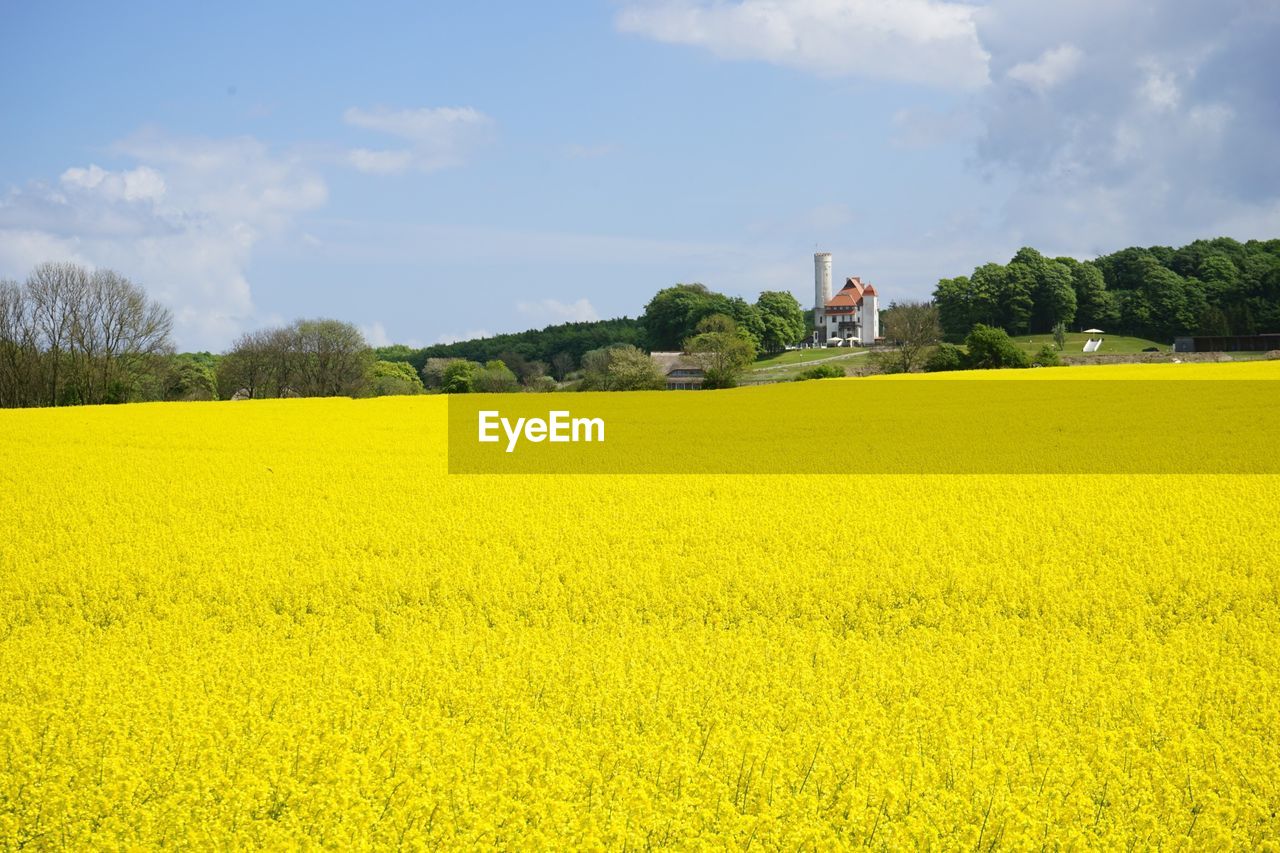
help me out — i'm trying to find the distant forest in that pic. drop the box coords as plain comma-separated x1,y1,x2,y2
933,237,1280,342
379,318,644,382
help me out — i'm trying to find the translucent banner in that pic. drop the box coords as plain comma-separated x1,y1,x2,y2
447,379,1280,474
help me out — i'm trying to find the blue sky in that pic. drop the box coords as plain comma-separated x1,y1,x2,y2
2,0,1277,350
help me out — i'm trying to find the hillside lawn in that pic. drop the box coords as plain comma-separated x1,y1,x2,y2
1010,333,1167,355
753,346,869,370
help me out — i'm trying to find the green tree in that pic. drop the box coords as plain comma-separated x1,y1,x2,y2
1197,305,1230,337
162,353,218,401
684,314,756,389
373,344,418,363
1137,260,1196,339
421,357,464,391
724,297,765,351
473,360,520,393
371,360,425,396
997,261,1036,335
440,360,480,394
755,290,805,353
1010,247,1076,333
932,275,974,340
639,283,722,351
1052,321,1067,351
580,344,665,391
1057,259,1111,330
968,264,1010,330
963,324,1029,370
1197,255,1240,296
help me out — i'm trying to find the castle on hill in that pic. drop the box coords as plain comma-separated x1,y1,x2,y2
813,252,880,346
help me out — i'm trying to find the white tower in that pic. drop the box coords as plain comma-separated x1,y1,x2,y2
814,252,832,344
860,286,880,346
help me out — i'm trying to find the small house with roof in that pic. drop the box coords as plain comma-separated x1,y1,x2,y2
650,352,705,390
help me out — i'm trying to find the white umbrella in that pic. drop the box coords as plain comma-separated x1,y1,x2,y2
1083,328,1105,334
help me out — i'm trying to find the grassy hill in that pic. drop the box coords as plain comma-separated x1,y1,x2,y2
1010,333,1166,355
749,347,871,382
752,346,869,370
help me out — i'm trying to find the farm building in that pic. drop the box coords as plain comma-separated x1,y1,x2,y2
1173,334,1280,353
650,352,705,390
813,252,880,346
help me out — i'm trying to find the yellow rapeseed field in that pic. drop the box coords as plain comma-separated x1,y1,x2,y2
2,362,1279,849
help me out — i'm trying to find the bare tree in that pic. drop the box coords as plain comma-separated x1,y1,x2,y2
880,302,942,373
67,269,174,403
0,280,40,407
217,319,373,399
291,319,373,397
26,262,88,405
7,262,174,406
217,328,275,399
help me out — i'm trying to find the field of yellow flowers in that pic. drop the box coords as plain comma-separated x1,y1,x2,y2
2,361,1279,848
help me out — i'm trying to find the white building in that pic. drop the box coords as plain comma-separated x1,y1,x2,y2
813,252,880,346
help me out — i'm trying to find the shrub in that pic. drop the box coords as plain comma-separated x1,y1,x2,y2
1031,345,1060,367
963,325,1030,370
579,345,665,391
924,343,966,373
794,363,844,381
371,360,425,396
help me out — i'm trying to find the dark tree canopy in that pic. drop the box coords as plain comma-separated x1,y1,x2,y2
640,284,730,351
933,238,1280,342
755,290,806,353
390,318,643,379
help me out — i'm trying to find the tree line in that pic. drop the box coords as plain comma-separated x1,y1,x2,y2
1,262,174,407
388,283,807,393
934,237,1280,342
390,318,645,382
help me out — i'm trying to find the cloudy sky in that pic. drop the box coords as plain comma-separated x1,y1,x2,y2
2,0,1278,350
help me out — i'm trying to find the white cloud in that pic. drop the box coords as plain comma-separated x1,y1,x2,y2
360,321,393,347
342,106,494,174
621,0,1280,250
60,164,167,202
1136,61,1180,111
616,0,991,90
347,148,415,175
1006,43,1083,93
517,298,600,325
0,131,327,349
435,329,492,345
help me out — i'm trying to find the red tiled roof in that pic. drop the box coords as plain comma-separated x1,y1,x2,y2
825,277,863,307
823,276,879,310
